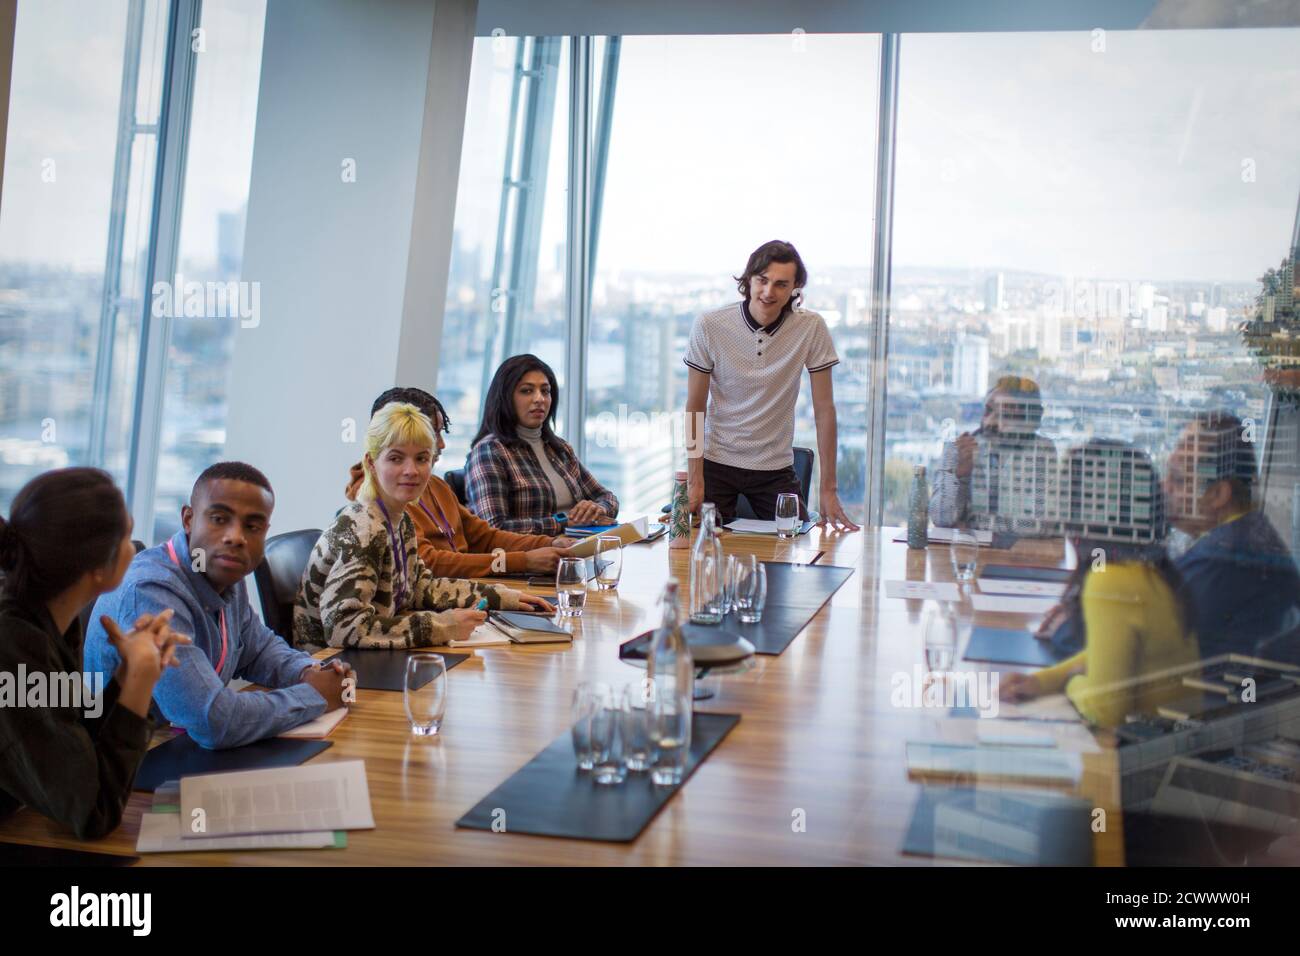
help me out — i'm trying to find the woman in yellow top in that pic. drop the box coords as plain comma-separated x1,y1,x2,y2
1001,440,1200,728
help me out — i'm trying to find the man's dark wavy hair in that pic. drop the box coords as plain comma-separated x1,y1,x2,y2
735,239,808,311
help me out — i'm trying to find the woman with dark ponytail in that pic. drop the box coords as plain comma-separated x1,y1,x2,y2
0,468,188,838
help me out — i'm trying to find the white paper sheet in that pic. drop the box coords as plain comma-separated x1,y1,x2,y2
449,622,512,648
970,592,1057,615
179,759,375,838
278,706,349,739
137,811,339,853
975,578,1066,598
724,518,779,534
884,580,961,602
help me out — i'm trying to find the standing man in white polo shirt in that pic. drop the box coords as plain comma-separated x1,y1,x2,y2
683,239,860,530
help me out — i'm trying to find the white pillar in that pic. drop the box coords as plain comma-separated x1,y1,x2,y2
225,0,476,533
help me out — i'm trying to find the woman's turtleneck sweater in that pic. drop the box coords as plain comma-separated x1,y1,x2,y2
516,424,575,510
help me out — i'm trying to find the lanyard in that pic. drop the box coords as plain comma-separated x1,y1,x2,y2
165,538,228,676
374,498,410,609
417,496,459,554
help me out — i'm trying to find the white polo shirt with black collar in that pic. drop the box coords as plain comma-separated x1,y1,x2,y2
684,300,839,471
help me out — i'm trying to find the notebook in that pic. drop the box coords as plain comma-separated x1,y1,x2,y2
981,564,1072,584
567,516,650,558
448,622,513,648
278,706,349,739
963,626,1066,668
487,610,573,644
901,787,1093,865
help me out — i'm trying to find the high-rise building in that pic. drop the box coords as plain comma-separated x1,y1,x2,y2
952,334,989,398
1063,443,1162,543
984,272,1004,313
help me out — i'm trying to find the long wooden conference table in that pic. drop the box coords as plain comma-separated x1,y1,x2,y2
0,526,1123,865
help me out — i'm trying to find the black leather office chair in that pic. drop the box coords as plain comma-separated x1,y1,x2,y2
735,446,815,520
444,468,468,506
253,529,322,644
76,539,148,637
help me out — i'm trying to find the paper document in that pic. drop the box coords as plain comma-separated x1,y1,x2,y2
137,811,341,853
568,516,649,558
905,741,1082,785
449,622,512,648
180,759,374,838
884,580,961,602
893,527,993,546
278,706,349,739
725,518,780,534
970,592,1057,615
976,578,1066,598
976,724,1058,748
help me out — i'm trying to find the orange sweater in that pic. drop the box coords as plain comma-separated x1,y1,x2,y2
345,464,555,577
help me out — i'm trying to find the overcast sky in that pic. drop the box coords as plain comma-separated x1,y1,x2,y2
4,9,1298,286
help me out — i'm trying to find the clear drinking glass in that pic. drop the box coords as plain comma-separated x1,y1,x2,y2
648,691,691,786
556,556,587,617
594,535,623,591
621,681,654,772
950,528,979,582
404,654,448,736
590,689,629,785
734,555,767,624
924,609,959,673
775,493,800,539
722,553,740,615
571,681,607,771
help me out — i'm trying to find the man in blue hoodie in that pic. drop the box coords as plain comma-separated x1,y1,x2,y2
86,462,351,748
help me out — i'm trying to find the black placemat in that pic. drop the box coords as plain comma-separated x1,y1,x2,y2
963,626,1068,667
719,562,854,655
320,648,468,691
456,712,740,842
133,734,331,792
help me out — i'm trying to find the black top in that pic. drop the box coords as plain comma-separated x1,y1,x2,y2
0,594,149,839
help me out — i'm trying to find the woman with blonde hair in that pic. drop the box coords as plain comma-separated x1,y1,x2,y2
294,402,553,649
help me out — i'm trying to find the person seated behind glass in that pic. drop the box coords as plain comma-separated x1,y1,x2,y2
1161,411,1299,658
465,354,619,536
1045,411,1300,663
1001,440,1200,728
295,401,554,649
0,468,188,838
930,375,1059,536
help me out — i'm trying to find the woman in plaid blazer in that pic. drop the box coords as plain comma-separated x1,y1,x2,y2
465,355,618,537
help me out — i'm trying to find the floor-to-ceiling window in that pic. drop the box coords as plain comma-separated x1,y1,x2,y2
883,28,1300,535
150,0,266,542
584,33,879,519
0,0,170,512
438,35,570,473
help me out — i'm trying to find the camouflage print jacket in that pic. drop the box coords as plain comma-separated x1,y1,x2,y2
293,501,525,649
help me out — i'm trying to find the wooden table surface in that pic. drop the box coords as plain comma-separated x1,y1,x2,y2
0,526,1123,865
